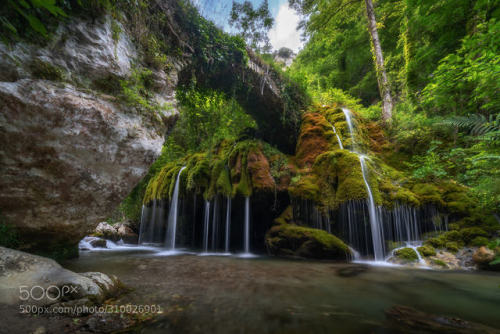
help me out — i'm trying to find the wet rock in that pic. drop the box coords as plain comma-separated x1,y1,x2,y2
386,305,500,333
89,238,107,248
95,222,119,241
117,224,138,244
0,247,122,306
472,246,495,265
265,223,351,260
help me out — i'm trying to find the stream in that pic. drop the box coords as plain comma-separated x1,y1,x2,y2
63,247,500,333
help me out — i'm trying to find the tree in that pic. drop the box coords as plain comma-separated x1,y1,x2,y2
229,0,274,53
364,0,393,122
289,0,394,122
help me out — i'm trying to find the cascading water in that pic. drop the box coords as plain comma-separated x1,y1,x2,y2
331,125,344,149
203,200,210,252
138,205,147,244
243,196,250,254
165,167,186,249
340,107,385,259
359,155,384,260
341,107,356,151
212,197,219,250
225,196,231,253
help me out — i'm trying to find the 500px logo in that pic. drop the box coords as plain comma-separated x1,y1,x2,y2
19,285,79,301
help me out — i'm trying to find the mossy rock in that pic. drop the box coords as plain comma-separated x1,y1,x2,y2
288,174,321,202
265,224,351,260
460,227,488,244
445,241,459,253
470,236,489,247
425,237,445,249
411,183,444,206
394,247,419,262
417,245,436,257
431,258,448,268
295,112,335,167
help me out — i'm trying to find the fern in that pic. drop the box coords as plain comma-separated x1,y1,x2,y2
440,113,500,143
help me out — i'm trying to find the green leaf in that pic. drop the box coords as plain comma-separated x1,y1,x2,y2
26,14,47,36
490,257,500,266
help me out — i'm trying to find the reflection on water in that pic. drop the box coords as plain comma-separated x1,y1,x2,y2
64,249,500,333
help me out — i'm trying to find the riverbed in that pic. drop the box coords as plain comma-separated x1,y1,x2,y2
60,247,500,333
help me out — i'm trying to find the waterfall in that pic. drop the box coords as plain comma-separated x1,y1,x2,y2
138,205,147,244
211,197,219,250
331,125,344,149
149,200,158,243
203,200,210,252
341,107,356,150
243,196,250,253
359,155,384,260
341,107,384,260
165,167,186,249
225,196,231,253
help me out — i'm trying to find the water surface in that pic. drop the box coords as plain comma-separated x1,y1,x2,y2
65,249,500,333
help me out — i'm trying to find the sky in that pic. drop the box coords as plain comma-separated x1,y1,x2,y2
193,0,304,53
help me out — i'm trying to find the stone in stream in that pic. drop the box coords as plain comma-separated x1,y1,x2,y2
0,247,123,307
386,305,500,334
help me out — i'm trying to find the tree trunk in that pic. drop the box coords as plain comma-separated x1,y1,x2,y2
364,0,393,123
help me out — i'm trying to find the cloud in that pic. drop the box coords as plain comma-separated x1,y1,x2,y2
268,3,303,53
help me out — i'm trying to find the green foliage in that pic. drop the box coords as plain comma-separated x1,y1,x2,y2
405,141,448,181
1,0,67,39
173,87,256,152
422,20,500,116
229,0,274,53
120,67,170,115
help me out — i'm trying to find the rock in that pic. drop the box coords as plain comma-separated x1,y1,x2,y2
0,14,182,255
391,247,419,264
89,238,107,248
473,246,495,265
428,251,460,270
386,305,500,333
265,223,351,260
117,224,138,244
0,247,122,306
95,222,119,241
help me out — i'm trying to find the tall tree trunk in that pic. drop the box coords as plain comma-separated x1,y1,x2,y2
364,0,393,123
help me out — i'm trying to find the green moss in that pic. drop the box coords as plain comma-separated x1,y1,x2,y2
470,236,489,247
288,174,320,202
30,59,64,81
411,183,444,205
394,247,419,262
425,237,445,249
274,206,293,225
445,241,459,253
460,227,488,244
431,259,448,268
417,245,436,257
265,223,351,260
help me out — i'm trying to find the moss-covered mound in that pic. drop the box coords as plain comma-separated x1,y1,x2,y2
266,224,351,260
143,139,293,203
393,247,419,262
265,206,351,260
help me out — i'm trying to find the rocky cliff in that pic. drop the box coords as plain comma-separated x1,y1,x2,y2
0,15,182,255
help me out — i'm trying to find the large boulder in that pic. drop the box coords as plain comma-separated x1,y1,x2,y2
266,223,351,260
0,15,181,255
0,247,122,306
266,207,351,260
